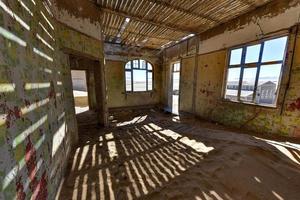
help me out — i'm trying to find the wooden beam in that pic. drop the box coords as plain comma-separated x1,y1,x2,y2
103,25,174,41
145,0,218,23
239,0,256,8
102,23,175,42
96,6,196,34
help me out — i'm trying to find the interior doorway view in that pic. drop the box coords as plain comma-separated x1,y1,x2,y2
71,70,90,114
172,62,181,114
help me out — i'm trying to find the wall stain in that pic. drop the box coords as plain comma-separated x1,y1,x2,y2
16,176,26,200
288,98,300,112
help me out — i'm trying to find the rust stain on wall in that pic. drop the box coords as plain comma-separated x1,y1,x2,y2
288,98,300,112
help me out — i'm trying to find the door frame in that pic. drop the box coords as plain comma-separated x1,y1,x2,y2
170,60,182,114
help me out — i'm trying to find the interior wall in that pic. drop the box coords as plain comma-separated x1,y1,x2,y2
162,0,300,137
55,1,108,125
180,57,195,113
0,0,107,199
0,1,77,199
106,59,161,109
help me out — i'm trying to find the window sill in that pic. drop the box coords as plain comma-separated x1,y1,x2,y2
221,98,279,109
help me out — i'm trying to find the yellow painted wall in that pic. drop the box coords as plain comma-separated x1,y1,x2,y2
106,60,161,108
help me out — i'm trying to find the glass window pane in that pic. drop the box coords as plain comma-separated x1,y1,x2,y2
255,64,282,105
133,69,146,91
240,68,257,102
125,62,131,69
174,63,180,72
173,72,180,91
262,37,288,62
125,71,132,91
140,60,146,69
230,48,243,65
148,72,153,90
245,44,261,64
133,60,139,69
148,63,153,70
225,67,241,101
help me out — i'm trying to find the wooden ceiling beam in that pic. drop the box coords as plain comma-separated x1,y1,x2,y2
145,0,218,23
239,0,256,8
103,25,175,41
96,6,197,34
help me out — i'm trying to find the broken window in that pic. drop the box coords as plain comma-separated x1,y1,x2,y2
224,36,288,107
125,59,153,92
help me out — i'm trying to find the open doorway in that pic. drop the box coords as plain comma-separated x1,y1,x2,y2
71,70,89,114
172,62,181,115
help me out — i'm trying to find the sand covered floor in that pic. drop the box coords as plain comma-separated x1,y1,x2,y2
57,110,300,200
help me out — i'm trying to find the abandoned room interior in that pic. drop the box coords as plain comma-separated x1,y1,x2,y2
1,0,300,199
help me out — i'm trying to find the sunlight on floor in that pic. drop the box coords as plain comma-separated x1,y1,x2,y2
256,137,300,165
116,115,148,126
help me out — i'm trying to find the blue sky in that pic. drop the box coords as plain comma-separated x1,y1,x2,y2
228,36,287,85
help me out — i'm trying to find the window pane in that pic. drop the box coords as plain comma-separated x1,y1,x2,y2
148,63,153,70
133,60,139,69
125,62,131,69
174,63,180,72
140,60,146,69
230,48,243,65
125,71,132,91
240,68,257,102
245,44,261,63
225,67,241,101
262,37,288,62
173,72,180,91
255,64,282,105
148,72,153,90
133,69,146,91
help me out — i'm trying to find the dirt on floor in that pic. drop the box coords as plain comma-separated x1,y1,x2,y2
57,109,300,200
74,96,89,108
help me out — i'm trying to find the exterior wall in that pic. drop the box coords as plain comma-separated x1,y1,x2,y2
162,0,300,137
71,70,87,91
106,59,161,109
0,1,77,199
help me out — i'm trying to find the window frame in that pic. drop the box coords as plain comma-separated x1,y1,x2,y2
223,35,289,108
125,59,154,93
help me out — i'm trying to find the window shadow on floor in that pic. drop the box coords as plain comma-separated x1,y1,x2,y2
57,111,300,200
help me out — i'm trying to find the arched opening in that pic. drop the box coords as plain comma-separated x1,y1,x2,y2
124,59,153,92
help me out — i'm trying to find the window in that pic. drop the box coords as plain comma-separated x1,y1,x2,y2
125,59,153,92
224,36,288,107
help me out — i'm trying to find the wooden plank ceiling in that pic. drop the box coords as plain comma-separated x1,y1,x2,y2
95,0,273,49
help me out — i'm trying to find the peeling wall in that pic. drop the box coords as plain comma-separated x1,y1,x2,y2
0,0,107,198
198,0,300,55
54,0,108,125
193,31,300,137
58,25,103,59
52,0,102,41
162,0,300,137
0,0,77,199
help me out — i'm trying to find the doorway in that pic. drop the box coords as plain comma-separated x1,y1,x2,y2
71,70,89,114
172,62,181,115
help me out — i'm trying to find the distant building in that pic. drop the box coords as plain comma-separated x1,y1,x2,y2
71,70,88,91
255,81,277,104
225,81,277,104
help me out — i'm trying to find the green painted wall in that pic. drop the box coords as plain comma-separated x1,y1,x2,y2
176,29,300,137
0,1,104,199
